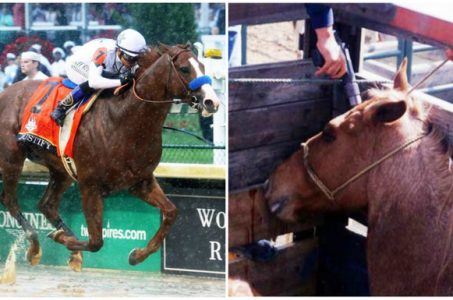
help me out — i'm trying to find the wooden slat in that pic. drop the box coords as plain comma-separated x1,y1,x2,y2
229,3,308,26
229,239,318,296
229,81,330,112
229,188,321,248
229,140,298,191
229,60,317,79
230,98,331,151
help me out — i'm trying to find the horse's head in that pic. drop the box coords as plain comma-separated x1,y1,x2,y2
154,42,220,116
264,59,425,223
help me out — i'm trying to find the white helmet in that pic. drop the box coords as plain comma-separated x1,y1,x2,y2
116,29,147,57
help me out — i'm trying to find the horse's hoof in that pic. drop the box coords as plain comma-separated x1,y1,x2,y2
47,228,65,242
68,251,83,272
27,246,42,266
128,248,140,266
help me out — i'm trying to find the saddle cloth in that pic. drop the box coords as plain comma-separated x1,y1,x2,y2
17,77,100,165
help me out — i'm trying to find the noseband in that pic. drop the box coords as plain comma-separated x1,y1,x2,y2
301,134,425,202
131,48,212,106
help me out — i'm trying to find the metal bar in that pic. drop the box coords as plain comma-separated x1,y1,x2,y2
81,3,88,42
241,25,247,65
24,3,30,35
364,45,437,60
419,83,453,94
87,25,122,31
404,38,413,83
364,49,401,60
0,26,22,31
30,25,79,31
163,145,225,150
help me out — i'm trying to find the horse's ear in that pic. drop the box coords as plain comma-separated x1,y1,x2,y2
185,41,192,49
158,42,170,52
393,57,409,91
364,99,407,124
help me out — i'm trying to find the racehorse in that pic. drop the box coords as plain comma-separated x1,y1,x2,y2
264,59,453,295
0,43,220,271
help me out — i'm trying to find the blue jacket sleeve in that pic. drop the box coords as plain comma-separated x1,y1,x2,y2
305,4,334,29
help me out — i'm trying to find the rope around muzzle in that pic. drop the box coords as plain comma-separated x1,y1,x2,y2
301,134,425,202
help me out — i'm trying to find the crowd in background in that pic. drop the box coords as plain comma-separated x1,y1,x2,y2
0,40,76,92
0,3,225,93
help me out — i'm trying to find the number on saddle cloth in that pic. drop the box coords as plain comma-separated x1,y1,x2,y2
188,75,212,91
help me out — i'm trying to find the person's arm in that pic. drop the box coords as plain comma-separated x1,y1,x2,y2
88,62,121,89
87,47,122,89
305,4,346,79
446,49,453,60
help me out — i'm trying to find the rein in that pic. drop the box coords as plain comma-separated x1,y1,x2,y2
301,134,425,202
130,48,209,105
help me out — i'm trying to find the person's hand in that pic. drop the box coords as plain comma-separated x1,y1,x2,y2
119,70,133,86
314,27,347,79
446,49,453,61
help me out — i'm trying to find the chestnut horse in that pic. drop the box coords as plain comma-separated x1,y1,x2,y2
264,59,453,295
0,43,220,271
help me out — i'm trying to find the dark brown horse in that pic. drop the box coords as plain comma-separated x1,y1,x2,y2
0,43,220,271
264,59,453,295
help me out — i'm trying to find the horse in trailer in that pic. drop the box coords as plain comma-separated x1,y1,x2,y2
264,59,453,295
0,43,220,271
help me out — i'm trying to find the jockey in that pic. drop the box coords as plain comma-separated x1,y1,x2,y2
51,28,147,126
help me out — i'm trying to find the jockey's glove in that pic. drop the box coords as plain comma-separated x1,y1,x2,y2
119,70,133,85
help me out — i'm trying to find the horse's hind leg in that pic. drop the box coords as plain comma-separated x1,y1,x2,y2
1,163,42,265
38,170,83,271
128,176,178,265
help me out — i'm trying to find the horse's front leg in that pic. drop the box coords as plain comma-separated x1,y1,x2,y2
39,170,83,271
52,186,104,253
128,176,178,265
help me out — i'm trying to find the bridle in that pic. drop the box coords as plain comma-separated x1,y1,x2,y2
301,133,425,202
130,47,209,108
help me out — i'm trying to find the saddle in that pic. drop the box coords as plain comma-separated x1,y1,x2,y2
17,77,101,179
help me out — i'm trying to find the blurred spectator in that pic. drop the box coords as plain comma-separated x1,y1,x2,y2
0,4,14,48
0,67,6,93
0,4,14,26
20,51,48,80
210,7,225,35
32,4,47,23
3,53,18,87
88,4,104,25
447,49,453,61
50,47,66,77
12,3,24,27
29,43,52,76
45,5,59,25
63,40,76,58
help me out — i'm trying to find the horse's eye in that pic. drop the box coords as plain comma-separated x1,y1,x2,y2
180,66,190,74
322,125,336,143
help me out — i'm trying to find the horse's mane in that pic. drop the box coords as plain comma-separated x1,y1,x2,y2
135,42,194,79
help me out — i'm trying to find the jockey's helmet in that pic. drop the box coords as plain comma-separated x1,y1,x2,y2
116,29,147,63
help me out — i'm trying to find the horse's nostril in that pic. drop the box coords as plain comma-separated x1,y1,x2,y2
269,197,289,215
203,99,214,107
270,201,283,215
263,179,270,194
203,99,217,113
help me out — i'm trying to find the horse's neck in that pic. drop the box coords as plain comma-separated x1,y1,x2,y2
366,126,453,293
105,56,173,133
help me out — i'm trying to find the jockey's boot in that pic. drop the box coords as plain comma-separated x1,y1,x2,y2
51,82,92,127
